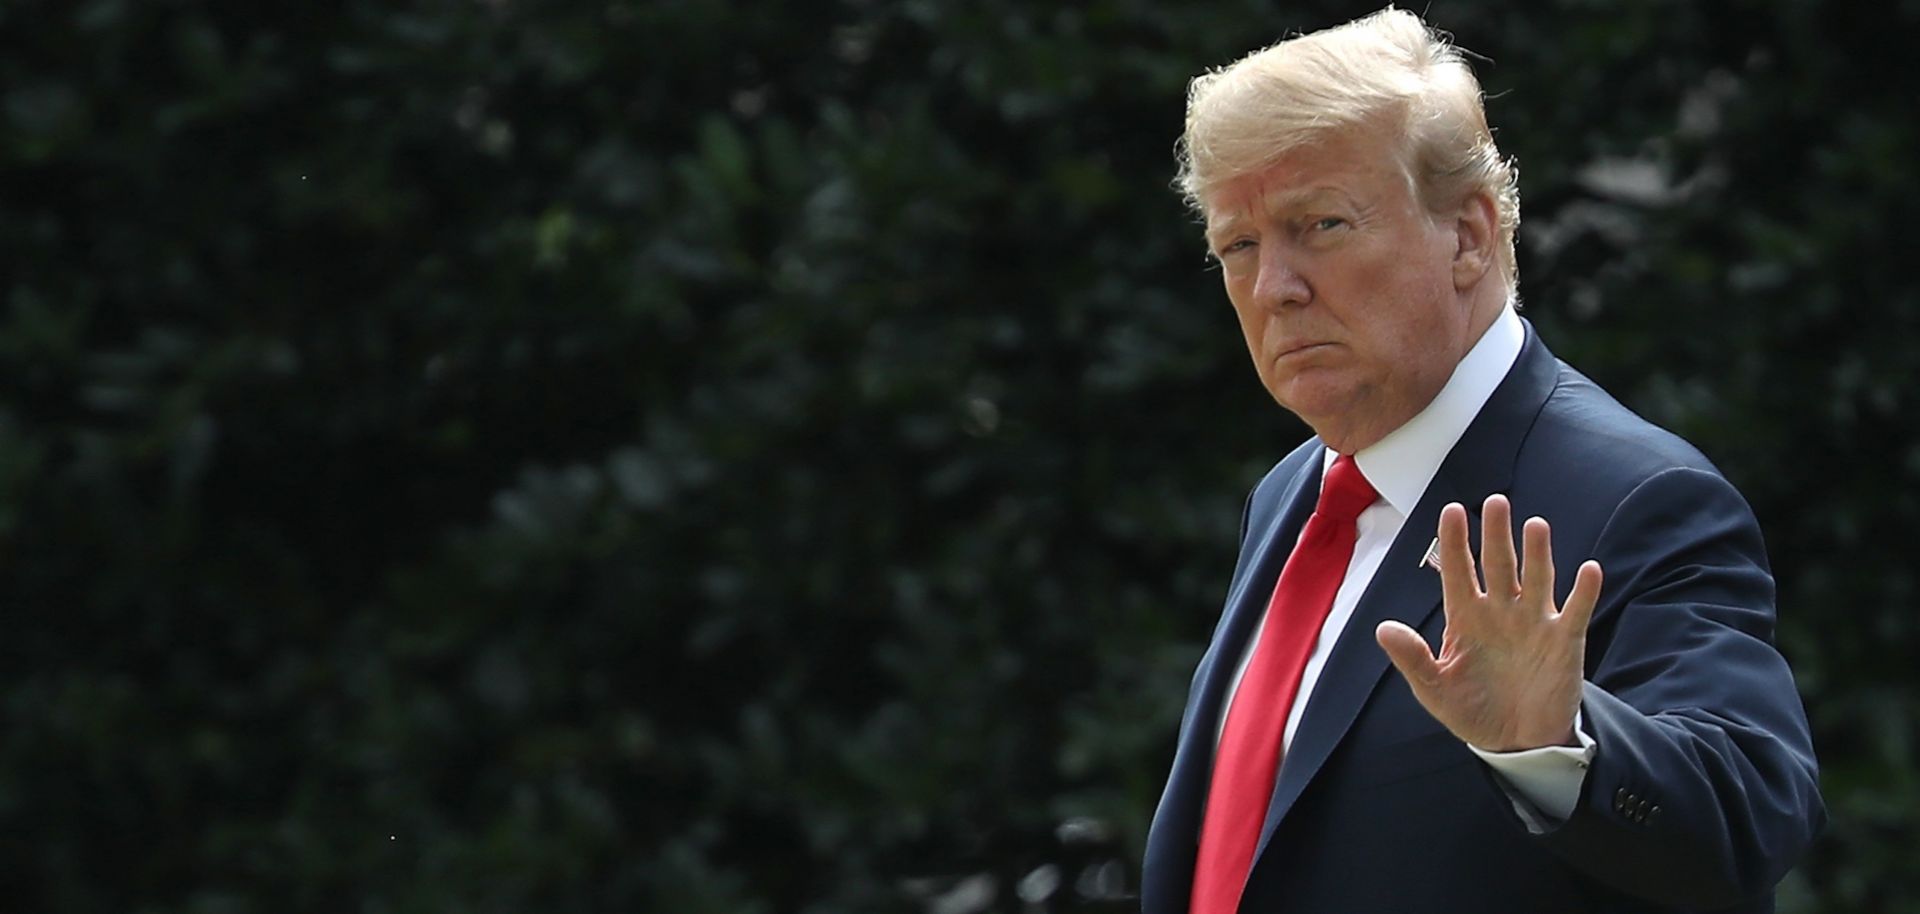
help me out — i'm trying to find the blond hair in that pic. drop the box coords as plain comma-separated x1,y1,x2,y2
1176,8,1520,286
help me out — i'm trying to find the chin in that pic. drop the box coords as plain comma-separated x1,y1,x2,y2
1270,379,1355,421
1272,387,1380,450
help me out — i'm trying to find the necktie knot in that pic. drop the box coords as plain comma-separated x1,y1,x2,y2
1318,455,1378,524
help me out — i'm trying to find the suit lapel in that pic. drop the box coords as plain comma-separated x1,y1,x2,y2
1143,445,1322,910
1252,469,1464,853
1175,448,1324,803
1252,322,1563,855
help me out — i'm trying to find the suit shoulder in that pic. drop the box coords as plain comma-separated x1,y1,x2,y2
1237,436,1322,530
1250,437,1322,496
1523,361,1731,492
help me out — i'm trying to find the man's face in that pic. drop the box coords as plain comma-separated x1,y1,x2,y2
1203,126,1482,454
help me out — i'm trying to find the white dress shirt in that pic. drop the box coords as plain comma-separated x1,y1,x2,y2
1217,305,1594,827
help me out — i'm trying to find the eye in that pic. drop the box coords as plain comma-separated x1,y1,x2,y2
1215,238,1255,257
1310,216,1348,232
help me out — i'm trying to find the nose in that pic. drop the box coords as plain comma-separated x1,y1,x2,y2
1253,246,1311,310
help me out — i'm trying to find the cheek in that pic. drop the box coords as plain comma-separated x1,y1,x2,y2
1383,281,1464,366
1224,278,1264,334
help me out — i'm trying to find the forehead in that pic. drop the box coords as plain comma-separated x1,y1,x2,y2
1202,128,1412,231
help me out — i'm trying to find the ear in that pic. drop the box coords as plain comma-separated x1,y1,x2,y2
1450,189,1500,291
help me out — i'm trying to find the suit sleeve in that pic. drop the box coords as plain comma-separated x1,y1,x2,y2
1533,466,1824,909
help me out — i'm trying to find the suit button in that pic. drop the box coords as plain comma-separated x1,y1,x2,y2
1648,805,1661,822
1614,788,1628,812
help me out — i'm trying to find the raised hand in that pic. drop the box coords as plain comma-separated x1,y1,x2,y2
1374,494,1604,752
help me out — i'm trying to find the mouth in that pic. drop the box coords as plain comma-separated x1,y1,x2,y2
1276,341,1335,360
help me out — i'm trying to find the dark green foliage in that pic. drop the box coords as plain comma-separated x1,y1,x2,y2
3,0,1913,910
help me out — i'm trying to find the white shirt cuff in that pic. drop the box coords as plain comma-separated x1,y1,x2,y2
1466,712,1597,830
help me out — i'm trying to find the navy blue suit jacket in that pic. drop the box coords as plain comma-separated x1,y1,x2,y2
1143,325,1823,913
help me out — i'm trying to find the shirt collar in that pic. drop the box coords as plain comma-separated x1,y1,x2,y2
1324,304,1525,516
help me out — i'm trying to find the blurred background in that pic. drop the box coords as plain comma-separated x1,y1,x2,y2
4,0,1915,910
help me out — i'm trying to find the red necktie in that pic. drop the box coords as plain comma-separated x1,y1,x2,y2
1190,454,1378,914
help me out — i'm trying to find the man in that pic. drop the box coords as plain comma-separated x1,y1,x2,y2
1142,9,1823,913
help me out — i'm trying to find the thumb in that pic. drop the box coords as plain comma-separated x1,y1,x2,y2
1375,620,1439,688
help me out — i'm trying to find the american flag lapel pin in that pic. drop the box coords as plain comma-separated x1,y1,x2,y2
1420,537,1441,572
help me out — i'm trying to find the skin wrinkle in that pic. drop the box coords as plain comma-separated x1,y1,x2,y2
1200,122,1504,454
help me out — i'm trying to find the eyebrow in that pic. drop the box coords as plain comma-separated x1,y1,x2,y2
1206,186,1356,245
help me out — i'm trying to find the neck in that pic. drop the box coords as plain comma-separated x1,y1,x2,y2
1460,282,1511,350
1318,286,1512,455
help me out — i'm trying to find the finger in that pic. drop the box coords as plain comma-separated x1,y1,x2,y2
1559,560,1604,630
1520,515,1555,612
1480,494,1518,600
1435,502,1481,610
1376,620,1440,688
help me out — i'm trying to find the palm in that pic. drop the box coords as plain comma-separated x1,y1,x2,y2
1376,494,1603,752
